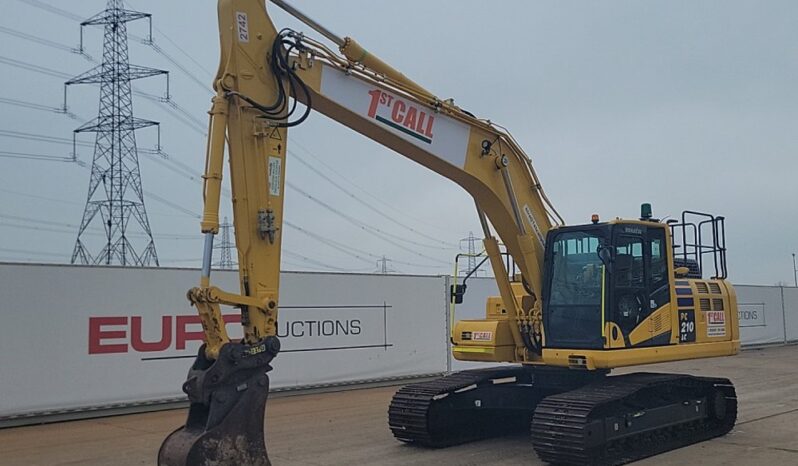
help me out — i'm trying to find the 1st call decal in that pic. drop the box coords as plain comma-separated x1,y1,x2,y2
679,310,696,342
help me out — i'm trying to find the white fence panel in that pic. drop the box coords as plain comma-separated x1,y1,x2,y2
1,260,792,423
735,285,786,345
0,263,448,420
783,287,798,342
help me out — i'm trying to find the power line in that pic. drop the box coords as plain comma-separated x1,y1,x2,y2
131,90,207,135
287,181,451,264
0,246,70,258
141,190,201,219
144,41,212,95
150,32,213,77
282,250,352,272
0,27,207,138
160,97,208,132
0,220,200,241
0,212,199,239
0,54,70,79
284,220,376,266
126,0,214,77
10,2,208,134
0,96,82,120
0,128,212,192
0,150,78,164
0,187,84,206
284,220,448,269
290,150,459,248
0,128,87,145
0,186,190,219
0,24,91,60
0,54,207,138
290,138,456,234
16,0,84,22
0,221,82,236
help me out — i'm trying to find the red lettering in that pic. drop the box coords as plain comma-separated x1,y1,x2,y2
175,315,204,350
89,313,249,354
391,100,406,123
424,115,434,138
175,314,242,350
367,89,381,118
403,106,417,130
384,94,394,107
223,314,242,325
88,316,128,354
131,316,172,352
417,112,427,134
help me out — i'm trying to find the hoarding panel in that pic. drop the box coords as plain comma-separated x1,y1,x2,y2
735,285,786,345
0,264,447,419
783,287,798,342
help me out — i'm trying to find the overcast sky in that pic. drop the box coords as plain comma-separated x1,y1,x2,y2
0,0,796,285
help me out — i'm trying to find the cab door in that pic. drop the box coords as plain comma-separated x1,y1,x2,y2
611,225,673,347
542,228,607,350
610,230,648,343
637,227,673,346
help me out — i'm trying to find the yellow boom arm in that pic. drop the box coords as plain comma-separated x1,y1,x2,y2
194,0,562,363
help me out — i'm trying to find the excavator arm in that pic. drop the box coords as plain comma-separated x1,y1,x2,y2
200,0,564,360
159,1,562,464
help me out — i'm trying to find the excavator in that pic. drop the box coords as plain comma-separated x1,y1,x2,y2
158,1,740,465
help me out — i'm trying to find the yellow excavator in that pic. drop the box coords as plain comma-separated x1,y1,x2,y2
158,1,739,465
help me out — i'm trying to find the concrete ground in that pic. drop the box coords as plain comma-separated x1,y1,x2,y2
2,345,797,465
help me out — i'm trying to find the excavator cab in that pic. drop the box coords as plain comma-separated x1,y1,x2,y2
542,219,672,350
452,206,737,369
538,207,738,368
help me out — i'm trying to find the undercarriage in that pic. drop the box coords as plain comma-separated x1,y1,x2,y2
389,366,736,465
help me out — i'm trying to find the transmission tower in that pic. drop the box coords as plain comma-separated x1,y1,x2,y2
376,256,396,274
459,231,481,276
67,0,168,266
213,217,236,270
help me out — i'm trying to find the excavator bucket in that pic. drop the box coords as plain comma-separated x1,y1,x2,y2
158,337,280,466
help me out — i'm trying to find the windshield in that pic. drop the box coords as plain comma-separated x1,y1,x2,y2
549,231,604,306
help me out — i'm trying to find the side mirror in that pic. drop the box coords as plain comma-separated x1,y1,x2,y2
674,266,689,277
597,246,613,274
451,284,467,304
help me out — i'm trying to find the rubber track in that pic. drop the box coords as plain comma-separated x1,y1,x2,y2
531,373,737,465
388,366,533,446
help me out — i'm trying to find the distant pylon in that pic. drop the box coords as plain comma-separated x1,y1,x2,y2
376,255,395,274
213,217,236,270
459,231,481,276
67,0,168,266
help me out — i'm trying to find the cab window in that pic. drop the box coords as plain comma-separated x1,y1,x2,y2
648,228,670,309
615,236,644,288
